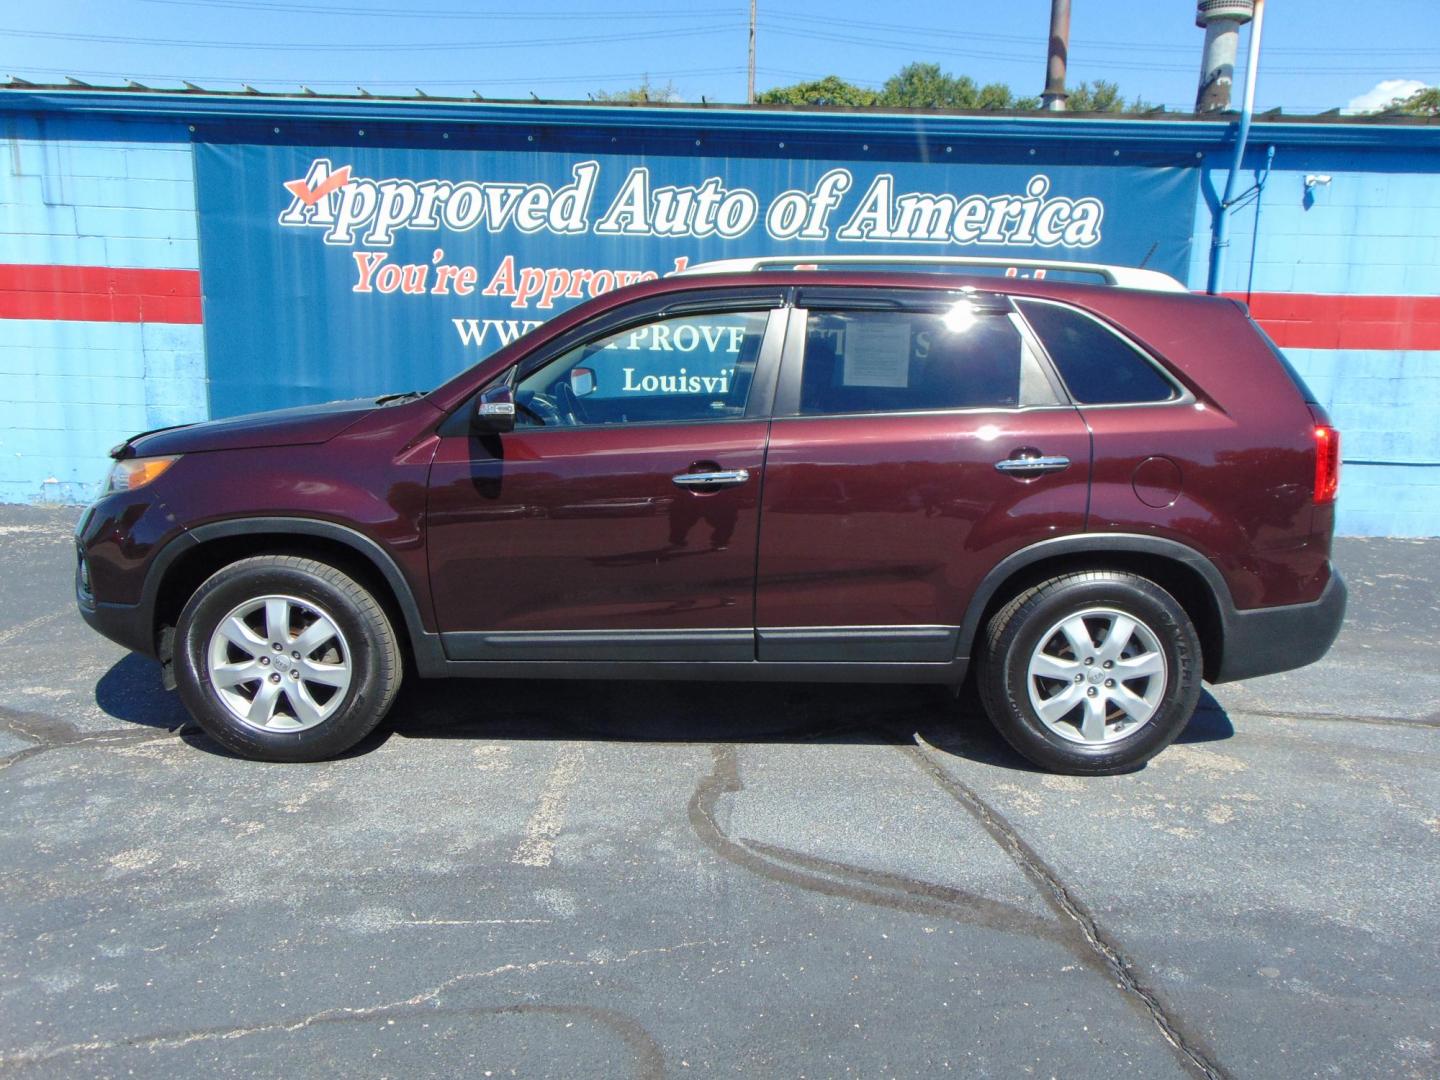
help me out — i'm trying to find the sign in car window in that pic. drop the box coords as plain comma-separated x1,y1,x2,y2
516,311,766,427
194,134,1199,417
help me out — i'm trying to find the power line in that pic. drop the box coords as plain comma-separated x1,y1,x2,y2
0,22,743,52
762,10,1438,57
121,0,1440,60
760,25,1439,77
8,64,749,88
134,0,740,18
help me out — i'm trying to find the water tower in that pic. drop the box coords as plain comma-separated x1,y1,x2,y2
1195,0,1256,112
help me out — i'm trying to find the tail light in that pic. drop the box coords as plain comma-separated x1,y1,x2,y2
1313,424,1340,505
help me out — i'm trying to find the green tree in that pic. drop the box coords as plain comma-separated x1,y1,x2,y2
756,74,877,107
871,62,1040,110
878,62,977,108
1390,86,1438,115
757,64,1133,112
593,77,680,104
1065,80,1121,112
1063,79,1151,113
978,82,1041,111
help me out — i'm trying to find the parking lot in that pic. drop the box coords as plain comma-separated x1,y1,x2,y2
1,503,1436,1079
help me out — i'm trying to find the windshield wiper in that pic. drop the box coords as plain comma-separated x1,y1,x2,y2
375,390,425,406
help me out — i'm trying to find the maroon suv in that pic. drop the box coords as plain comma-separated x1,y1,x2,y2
76,259,1346,774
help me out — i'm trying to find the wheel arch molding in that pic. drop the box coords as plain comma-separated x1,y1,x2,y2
140,516,445,673
957,533,1236,681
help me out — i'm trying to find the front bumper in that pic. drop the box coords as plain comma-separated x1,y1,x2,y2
77,594,156,658
1212,569,1348,684
73,494,191,660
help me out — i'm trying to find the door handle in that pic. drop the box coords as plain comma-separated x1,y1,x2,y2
994,454,1070,475
672,469,750,489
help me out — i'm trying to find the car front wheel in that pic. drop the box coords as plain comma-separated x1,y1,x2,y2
977,571,1202,774
174,555,401,762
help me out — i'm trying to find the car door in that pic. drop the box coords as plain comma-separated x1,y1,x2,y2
754,286,1092,663
426,290,785,662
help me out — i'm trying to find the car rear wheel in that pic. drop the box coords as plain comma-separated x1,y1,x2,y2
977,571,1202,774
175,555,401,762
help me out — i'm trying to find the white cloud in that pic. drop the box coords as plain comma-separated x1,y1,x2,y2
1343,79,1429,114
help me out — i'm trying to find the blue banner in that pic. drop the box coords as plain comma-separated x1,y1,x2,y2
194,138,1199,417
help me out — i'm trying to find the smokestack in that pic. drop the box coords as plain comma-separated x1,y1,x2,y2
1041,0,1070,111
1195,0,1256,113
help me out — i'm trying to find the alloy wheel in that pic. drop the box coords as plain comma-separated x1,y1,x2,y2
1025,607,1168,745
205,594,353,732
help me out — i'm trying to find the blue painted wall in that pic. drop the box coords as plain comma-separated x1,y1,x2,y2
2,93,1437,535
1188,145,1440,537
0,113,207,503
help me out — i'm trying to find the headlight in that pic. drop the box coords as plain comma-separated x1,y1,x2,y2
104,455,180,494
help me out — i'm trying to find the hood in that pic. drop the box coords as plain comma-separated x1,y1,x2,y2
120,398,380,458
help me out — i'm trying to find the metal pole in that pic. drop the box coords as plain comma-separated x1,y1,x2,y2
1041,0,1070,111
1196,14,1244,112
1207,0,1265,294
747,0,756,105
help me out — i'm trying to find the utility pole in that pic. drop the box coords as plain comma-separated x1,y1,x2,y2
747,0,756,105
1041,0,1070,111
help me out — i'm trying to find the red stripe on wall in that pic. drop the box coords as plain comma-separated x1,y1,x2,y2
1,263,1435,349
1229,292,1440,351
0,264,202,324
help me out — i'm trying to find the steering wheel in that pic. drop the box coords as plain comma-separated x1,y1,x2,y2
554,379,588,426
517,390,564,427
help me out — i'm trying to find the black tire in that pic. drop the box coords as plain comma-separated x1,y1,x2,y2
976,571,1202,775
174,555,401,762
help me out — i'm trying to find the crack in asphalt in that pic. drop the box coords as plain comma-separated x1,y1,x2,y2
687,732,1230,1080
907,735,1229,1080
688,741,1073,947
0,705,193,771
1214,705,1440,729
0,943,705,1074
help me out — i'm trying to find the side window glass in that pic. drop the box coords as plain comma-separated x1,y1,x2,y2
515,310,768,428
799,308,1024,416
1016,299,1177,405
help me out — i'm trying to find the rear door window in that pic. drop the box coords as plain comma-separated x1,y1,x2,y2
796,307,1047,416
1015,298,1178,405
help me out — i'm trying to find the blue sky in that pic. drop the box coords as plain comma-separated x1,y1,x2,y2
4,0,1438,113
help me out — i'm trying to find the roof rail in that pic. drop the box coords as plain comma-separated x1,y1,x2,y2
676,255,1188,293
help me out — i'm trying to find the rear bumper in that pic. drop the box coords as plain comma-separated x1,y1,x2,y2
1212,569,1347,684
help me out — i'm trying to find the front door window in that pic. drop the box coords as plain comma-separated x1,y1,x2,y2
515,311,769,428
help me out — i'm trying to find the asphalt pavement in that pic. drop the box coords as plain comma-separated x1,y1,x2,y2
1,504,1436,1079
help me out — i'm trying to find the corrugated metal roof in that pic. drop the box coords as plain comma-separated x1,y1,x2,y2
2,81,1435,152
5,76,1437,122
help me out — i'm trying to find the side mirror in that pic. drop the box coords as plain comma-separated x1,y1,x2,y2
569,366,596,397
474,383,516,434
